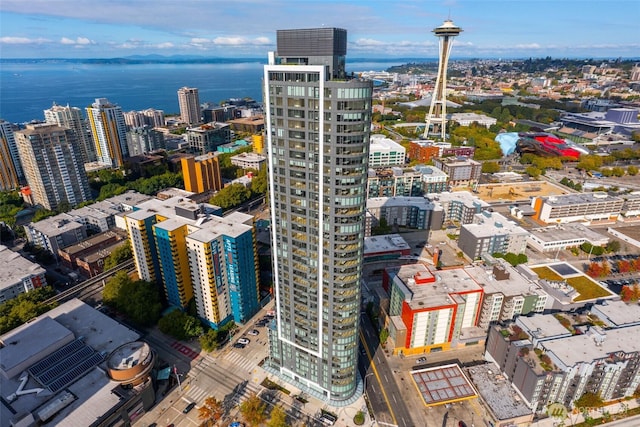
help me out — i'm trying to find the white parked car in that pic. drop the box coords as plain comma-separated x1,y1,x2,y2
237,338,250,345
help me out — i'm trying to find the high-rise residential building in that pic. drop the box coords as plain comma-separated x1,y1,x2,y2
15,124,92,211
44,103,96,163
124,109,166,129
0,119,23,183
126,125,165,156
264,27,373,402
0,127,20,191
124,197,260,327
177,87,202,126
181,153,223,194
86,98,129,168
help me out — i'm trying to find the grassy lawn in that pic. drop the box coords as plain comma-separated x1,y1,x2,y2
531,266,563,281
567,276,613,301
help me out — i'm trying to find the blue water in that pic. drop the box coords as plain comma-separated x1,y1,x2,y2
0,59,411,124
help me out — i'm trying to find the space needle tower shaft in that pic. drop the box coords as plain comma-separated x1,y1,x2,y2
423,19,462,141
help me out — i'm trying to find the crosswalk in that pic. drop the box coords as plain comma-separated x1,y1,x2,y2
223,350,258,372
185,378,262,406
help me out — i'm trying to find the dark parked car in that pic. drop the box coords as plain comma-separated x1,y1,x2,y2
183,402,196,413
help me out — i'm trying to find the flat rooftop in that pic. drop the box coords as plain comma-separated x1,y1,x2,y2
363,234,410,255
543,192,623,206
128,196,254,239
27,213,83,236
517,314,572,341
465,261,545,298
0,245,46,289
465,364,532,422
60,230,124,256
530,223,608,243
0,299,140,425
590,300,640,328
542,324,640,368
411,364,477,406
366,196,437,211
389,263,483,310
609,225,640,243
426,191,489,209
463,212,528,237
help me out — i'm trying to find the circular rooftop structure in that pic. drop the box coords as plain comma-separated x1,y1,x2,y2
106,341,155,386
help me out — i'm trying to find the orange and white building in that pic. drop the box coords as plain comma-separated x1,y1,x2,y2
382,263,484,355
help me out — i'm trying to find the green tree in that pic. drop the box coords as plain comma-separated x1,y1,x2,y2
199,328,219,352
98,182,128,200
606,240,621,253
0,287,57,334
32,209,58,222
611,166,626,177
574,391,604,409
481,161,501,173
240,393,267,427
250,165,268,196
103,242,132,271
266,405,288,427
627,165,638,176
525,166,541,178
210,183,252,209
158,310,203,340
576,155,603,171
103,271,162,326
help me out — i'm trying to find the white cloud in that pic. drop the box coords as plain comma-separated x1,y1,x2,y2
1,36,50,44
514,43,542,50
60,36,95,45
155,42,174,49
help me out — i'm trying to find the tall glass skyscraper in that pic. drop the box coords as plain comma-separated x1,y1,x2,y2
264,28,373,402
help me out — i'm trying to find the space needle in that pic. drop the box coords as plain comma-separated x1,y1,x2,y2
423,19,463,141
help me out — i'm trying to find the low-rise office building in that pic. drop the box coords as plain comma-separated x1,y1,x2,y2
0,245,47,304
230,152,267,170
458,211,529,259
449,112,497,128
531,192,625,224
527,223,609,252
363,234,411,263
369,134,406,167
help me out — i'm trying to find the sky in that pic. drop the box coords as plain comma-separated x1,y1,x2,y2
1,0,639,59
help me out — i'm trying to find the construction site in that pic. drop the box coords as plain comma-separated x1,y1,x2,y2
473,180,570,203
